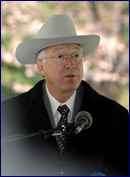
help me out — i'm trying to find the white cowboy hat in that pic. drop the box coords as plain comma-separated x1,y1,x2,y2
15,14,100,64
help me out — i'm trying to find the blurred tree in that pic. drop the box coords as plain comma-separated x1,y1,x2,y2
89,1,100,21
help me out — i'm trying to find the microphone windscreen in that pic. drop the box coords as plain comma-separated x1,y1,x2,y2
75,111,93,129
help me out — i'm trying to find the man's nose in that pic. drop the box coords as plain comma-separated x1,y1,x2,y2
65,55,76,69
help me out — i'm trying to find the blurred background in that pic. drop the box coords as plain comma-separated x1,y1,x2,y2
1,1,129,110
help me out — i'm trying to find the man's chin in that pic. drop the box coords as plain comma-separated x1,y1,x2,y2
64,84,79,92
62,79,81,92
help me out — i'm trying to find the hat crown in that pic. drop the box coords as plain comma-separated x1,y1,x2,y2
36,14,77,39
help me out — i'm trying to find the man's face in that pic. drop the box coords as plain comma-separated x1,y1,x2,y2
37,44,83,100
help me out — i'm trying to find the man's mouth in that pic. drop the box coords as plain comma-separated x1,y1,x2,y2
66,75,74,77
64,74,76,78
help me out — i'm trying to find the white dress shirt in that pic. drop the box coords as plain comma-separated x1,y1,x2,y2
46,84,76,127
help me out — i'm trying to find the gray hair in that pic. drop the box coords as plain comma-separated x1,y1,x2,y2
37,49,46,63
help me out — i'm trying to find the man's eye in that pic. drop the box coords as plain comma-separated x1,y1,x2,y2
75,53,79,58
57,55,63,59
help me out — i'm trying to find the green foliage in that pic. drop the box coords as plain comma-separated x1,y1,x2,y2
1,35,12,51
1,85,17,101
21,35,35,41
121,26,129,44
39,1,55,19
122,1,129,14
1,61,42,88
118,83,129,110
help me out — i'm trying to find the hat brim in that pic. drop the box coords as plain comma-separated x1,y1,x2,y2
15,35,100,64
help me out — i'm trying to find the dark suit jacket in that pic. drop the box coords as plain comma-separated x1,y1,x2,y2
1,80,129,176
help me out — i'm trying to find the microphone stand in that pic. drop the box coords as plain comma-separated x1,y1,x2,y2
2,123,75,145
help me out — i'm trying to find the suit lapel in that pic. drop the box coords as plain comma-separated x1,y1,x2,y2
42,82,56,128
72,84,84,122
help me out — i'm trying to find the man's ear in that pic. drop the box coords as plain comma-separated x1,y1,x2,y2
36,60,45,76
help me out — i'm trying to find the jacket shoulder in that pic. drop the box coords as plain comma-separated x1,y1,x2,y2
81,80,128,114
2,80,44,106
1,80,44,137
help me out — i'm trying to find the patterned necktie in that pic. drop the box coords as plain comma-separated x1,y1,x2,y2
57,104,70,155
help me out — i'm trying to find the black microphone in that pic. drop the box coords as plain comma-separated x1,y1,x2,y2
74,111,93,134
1,123,75,145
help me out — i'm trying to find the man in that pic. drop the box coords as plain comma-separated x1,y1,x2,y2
1,14,129,176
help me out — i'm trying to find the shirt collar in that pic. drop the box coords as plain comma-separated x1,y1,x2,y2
46,84,76,116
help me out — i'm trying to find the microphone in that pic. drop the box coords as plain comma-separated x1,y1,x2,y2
74,111,93,134
1,123,75,145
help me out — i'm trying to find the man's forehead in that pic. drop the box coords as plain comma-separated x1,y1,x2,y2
46,44,81,53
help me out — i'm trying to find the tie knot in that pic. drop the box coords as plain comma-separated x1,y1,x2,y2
57,104,70,116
